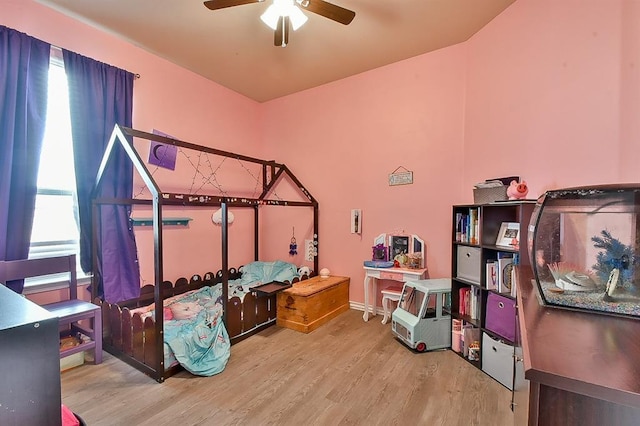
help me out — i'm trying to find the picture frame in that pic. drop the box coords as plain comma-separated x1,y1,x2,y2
496,222,520,248
389,235,410,262
410,235,425,268
372,244,387,261
372,233,388,261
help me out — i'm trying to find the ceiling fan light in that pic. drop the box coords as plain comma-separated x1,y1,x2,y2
261,0,306,31
289,6,308,30
260,5,280,30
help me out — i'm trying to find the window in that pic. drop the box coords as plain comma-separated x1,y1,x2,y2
27,48,80,281
399,286,425,317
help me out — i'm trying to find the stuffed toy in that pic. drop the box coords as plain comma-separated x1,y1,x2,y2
298,266,311,277
507,180,529,200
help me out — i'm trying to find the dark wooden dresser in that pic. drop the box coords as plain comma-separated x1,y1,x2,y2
515,269,640,425
0,284,62,426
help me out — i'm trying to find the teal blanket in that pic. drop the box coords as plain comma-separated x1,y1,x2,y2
163,286,230,376
229,260,299,299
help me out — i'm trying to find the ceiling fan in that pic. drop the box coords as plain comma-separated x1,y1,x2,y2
203,0,356,47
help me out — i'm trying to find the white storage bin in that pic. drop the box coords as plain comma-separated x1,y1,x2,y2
481,332,523,390
60,351,84,372
456,246,481,284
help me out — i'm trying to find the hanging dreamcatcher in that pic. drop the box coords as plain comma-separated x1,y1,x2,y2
289,227,298,256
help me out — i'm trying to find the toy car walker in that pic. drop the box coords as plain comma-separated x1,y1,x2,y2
391,278,452,352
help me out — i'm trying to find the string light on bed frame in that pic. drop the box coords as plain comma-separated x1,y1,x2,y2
186,150,228,196
134,146,283,202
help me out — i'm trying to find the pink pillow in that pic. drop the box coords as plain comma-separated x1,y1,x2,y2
164,307,173,320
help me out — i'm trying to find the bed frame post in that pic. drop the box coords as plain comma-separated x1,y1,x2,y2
254,205,259,261
153,193,165,379
314,204,319,274
221,202,229,326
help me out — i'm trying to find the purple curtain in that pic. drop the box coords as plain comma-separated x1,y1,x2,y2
62,50,140,303
0,26,50,293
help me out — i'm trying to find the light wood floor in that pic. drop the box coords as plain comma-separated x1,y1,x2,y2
62,310,514,426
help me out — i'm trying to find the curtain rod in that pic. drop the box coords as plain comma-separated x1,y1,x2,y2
50,45,140,79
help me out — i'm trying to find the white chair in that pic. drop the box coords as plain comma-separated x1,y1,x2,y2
381,284,403,324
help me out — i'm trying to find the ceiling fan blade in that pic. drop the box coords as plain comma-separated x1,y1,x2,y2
274,16,290,47
203,0,262,11
297,0,355,25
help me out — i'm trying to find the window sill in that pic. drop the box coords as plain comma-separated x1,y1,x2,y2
22,274,92,295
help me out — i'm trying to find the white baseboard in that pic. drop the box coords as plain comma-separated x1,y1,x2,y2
349,301,385,316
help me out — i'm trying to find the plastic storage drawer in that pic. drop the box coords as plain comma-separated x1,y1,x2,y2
485,292,516,342
481,332,522,390
456,246,481,284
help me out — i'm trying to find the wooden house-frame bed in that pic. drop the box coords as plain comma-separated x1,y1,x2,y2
92,125,318,382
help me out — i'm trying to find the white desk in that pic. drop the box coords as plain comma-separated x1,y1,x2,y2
362,266,428,321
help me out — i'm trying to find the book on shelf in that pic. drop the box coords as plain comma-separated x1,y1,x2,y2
455,212,467,243
497,252,514,294
458,288,466,315
469,208,479,245
458,286,481,320
510,253,520,298
455,208,480,244
471,286,481,320
485,260,498,291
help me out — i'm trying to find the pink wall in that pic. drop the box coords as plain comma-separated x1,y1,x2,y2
5,0,640,310
463,0,637,196
618,0,640,180
261,47,468,305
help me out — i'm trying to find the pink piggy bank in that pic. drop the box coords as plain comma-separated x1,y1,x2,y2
507,180,529,200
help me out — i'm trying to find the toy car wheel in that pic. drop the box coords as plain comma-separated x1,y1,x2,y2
415,342,427,352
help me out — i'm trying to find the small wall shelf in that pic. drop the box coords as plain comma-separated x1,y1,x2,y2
132,217,192,227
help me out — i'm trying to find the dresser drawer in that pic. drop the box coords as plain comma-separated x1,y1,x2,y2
379,271,403,281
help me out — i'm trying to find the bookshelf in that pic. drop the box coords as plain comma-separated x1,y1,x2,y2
450,201,535,388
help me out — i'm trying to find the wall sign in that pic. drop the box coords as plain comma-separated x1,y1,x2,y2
388,166,413,186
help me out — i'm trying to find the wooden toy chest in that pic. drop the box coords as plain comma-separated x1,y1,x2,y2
277,275,350,333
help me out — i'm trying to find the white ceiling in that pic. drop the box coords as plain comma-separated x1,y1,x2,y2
36,0,516,103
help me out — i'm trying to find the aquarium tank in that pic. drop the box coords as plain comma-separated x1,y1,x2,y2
528,184,640,318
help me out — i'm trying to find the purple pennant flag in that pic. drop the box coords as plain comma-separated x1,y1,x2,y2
149,129,178,170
